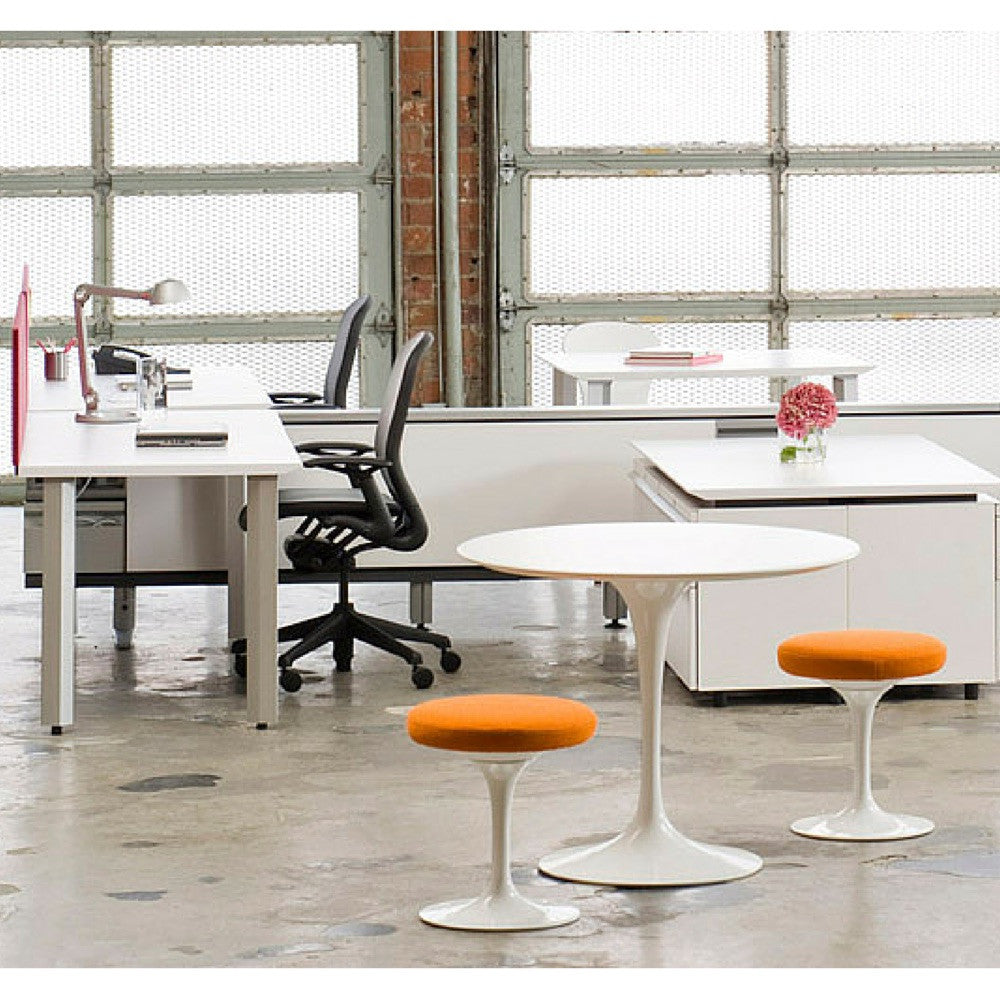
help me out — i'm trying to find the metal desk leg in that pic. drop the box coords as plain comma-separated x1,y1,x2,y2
225,475,247,645
245,475,279,730
585,380,612,406
833,374,858,402
552,370,578,406
41,478,75,735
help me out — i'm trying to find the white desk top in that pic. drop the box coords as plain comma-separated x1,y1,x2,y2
539,348,874,381
19,408,301,479
458,522,859,582
632,434,1000,502
28,364,271,412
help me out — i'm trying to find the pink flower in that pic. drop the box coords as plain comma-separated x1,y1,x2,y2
776,381,838,440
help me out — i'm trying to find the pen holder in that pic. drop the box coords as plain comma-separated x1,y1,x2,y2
43,351,68,381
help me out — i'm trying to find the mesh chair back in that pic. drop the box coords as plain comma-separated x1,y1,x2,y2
324,294,371,406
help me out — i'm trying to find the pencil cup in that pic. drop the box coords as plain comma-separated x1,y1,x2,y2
43,351,67,380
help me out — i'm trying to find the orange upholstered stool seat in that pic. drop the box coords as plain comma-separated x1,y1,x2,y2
407,693,597,754
776,629,946,842
406,693,598,932
777,629,947,683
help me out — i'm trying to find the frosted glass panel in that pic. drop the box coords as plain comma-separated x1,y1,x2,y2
788,32,1000,146
0,47,91,168
530,322,770,407
0,197,92,320
529,175,770,297
788,174,1000,293
789,318,1000,404
112,193,359,317
111,43,360,167
528,31,767,148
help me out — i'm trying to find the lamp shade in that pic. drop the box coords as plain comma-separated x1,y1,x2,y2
148,279,190,305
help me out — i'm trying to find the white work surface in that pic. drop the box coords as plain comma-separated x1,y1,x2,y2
19,408,301,732
540,348,874,405
458,522,859,888
28,364,272,412
631,434,1000,501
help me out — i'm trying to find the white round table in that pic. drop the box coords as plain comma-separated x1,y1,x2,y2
457,521,860,887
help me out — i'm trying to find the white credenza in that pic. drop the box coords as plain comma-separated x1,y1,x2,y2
631,434,1000,695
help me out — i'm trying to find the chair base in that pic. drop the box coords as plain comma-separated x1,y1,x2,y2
419,893,579,932
791,806,934,842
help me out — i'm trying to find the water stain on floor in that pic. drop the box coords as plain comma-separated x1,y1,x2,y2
118,774,222,792
106,890,168,901
892,852,1000,878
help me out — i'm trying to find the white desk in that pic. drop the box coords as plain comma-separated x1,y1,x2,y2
458,522,859,887
540,348,874,406
18,408,302,731
28,364,271,412
631,434,1000,695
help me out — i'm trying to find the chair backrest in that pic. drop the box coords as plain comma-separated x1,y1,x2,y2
373,330,433,551
323,293,371,407
562,321,660,405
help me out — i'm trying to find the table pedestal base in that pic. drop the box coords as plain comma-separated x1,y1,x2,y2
539,819,762,888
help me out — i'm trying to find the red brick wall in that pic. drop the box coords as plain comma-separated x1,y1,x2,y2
397,31,486,406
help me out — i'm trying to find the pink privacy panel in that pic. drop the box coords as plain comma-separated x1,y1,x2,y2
11,265,30,472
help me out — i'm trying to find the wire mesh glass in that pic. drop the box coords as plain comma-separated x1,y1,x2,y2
530,321,771,407
0,349,10,473
789,318,1000,405
787,31,1000,146
111,193,360,317
527,31,768,149
0,46,91,169
528,175,771,297
110,42,360,168
0,197,93,321
788,173,1000,294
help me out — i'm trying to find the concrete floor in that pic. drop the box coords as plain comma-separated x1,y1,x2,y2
0,504,998,969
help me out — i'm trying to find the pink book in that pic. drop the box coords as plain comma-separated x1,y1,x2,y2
624,353,723,366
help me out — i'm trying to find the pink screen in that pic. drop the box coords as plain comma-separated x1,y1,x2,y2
11,266,29,472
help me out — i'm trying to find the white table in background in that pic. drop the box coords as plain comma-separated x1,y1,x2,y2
18,408,302,732
540,348,874,406
458,522,859,887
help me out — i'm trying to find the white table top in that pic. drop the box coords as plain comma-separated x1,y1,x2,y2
632,434,1000,502
28,364,272,412
458,522,859,582
18,408,301,479
539,348,874,381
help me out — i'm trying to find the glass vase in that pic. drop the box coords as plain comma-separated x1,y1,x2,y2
779,426,827,464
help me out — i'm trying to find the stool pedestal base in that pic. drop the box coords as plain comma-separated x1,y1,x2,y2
419,894,579,932
792,807,933,842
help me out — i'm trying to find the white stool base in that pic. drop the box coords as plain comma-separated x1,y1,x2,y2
539,825,763,887
792,807,934,842
419,893,579,932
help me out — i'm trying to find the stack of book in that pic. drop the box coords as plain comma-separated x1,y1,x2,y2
624,349,723,367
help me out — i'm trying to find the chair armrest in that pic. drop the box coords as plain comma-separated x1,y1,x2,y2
296,441,375,457
302,454,391,478
268,390,323,405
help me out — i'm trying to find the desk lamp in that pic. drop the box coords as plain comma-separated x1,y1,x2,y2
73,279,189,423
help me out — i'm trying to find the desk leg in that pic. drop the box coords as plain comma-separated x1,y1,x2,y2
41,479,75,735
245,475,279,730
584,380,612,406
225,475,247,646
833,374,858,402
539,576,762,887
552,370,577,406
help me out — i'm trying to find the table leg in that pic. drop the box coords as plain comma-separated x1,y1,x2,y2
41,478,76,735
584,380,612,406
225,475,247,645
245,475,279,730
539,576,762,887
833,374,858,402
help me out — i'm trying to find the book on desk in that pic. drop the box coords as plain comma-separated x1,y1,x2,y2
135,422,229,448
625,350,723,367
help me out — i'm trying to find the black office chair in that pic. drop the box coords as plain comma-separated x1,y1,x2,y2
232,330,460,691
268,293,370,407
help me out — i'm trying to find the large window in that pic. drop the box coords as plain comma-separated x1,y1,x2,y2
498,31,1000,408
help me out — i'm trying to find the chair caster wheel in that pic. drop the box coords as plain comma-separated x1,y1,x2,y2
412,666,435,689
334,658,352,673
233,653,247,679
440,649,462,673
280,669,303,693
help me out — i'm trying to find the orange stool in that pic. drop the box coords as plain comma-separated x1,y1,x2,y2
778,629,946,841
407,693,597,930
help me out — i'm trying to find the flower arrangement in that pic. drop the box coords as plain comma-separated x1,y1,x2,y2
777,381,838,463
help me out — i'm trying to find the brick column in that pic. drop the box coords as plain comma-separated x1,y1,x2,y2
397,31,487,406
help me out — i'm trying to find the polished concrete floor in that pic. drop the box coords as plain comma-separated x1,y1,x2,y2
0,504,998,969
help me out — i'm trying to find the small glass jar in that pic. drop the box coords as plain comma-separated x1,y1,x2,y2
779,425,827,464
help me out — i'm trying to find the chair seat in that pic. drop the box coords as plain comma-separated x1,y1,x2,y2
778,629,947,683
407,694,597,754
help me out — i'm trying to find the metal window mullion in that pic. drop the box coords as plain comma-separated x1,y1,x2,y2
90,33,114,339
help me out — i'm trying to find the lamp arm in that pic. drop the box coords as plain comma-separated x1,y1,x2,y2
73,286,99,414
